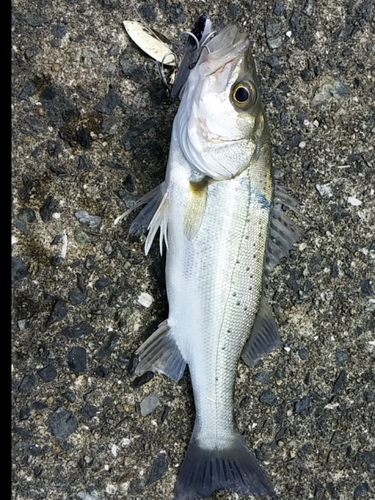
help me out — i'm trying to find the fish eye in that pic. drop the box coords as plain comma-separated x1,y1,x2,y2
231,81,257,109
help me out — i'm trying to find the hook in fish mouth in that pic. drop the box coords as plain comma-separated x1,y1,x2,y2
170,14,214,99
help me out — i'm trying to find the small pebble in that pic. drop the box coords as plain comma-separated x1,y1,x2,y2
28,444,44,456
12,257,29,283
354,482,370,498
311,79,349,107
259,389,277,406
274,1,284,15
265,19,283,50
121,117,160,151
68,346,87,373
61,321,93,339
46,299,67,326
93,365,108,378
294,396,311,414
139,3,156,22
169,1,185,23
298,346,308,360
228,3,239,19
94,332,119,359
81,404,98,419
77,490,101,500
347,196,362,206
140,393,160,416
48,408,78,438
20,406,31,420
253,370,271,384
76,128,91,148
335,349,349,365
361,279,373,296
18,374,35,393
333,370,347,393
75,210,102,229
78,155,95,171
37,364,57,382
138,292,154,308
39,195,59,222
18,208,37,224
363,389,374,402
95,277,111,290
132,371,154,388
68,289,85,305
62,389,76,403
95,87,123,115
148,452,168,485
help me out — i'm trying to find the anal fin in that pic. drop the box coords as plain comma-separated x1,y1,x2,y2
242,296,281,367
135,320,186,382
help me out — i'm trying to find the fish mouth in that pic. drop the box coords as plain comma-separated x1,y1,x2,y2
199,25,250,77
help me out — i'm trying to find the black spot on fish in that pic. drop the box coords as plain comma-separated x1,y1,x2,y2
254,189,271,210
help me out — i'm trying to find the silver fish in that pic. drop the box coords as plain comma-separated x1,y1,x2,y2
127,22,303,500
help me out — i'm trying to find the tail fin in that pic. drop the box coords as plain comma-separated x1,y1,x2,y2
174,430,278,500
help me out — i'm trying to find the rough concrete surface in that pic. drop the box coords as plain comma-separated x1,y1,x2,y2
12,1,374,499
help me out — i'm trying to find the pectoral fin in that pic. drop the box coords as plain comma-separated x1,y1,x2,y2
121,182,169,256
144,188,169,256
242,296,281,367
184,177,209,240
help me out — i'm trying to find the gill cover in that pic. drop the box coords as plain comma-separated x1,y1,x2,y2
174,25,265,181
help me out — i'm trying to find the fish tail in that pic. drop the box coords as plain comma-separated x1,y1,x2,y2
174,428,278,500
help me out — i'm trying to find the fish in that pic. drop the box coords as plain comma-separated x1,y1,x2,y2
125,20,304,500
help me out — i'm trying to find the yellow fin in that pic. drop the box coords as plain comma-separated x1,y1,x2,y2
183,178,209,240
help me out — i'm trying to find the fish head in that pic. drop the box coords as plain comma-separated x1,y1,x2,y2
175,25,268,181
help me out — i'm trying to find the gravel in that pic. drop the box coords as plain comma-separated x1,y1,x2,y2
12,2,375,500
68,346,88,373
140,392,161,416
48,409,78,439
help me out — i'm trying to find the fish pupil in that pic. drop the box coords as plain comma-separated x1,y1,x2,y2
235,87,249,102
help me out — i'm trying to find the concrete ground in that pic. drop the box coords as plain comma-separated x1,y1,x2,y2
12,1,374,499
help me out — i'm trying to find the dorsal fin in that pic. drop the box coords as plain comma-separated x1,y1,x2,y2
264,184,305,274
